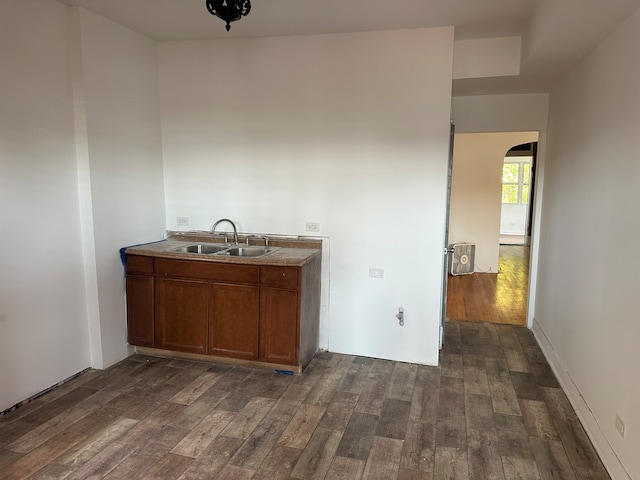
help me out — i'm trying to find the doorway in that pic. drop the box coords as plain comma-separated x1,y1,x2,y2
445,132,538,326
500,142,537,246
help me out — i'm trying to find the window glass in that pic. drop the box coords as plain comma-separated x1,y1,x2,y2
502,184,518,204
502,164,519,183
502,158,532,205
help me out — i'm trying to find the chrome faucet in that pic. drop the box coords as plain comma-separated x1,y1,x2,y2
212,218,238,245
245,234,269,249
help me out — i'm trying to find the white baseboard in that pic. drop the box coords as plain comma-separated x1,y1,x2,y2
531,318,631,480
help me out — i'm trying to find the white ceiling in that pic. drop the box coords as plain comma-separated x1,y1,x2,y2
56,0,640,96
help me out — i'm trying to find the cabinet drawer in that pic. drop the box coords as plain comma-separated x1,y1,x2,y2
261,266,299,288
155,258,259,284
126,255,154,274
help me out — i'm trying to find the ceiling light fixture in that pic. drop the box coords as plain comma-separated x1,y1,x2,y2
205,0,251,32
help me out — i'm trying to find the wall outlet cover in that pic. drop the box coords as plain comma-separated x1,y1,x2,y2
369,268,384,279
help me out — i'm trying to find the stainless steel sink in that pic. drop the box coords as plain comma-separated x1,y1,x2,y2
174,244,229,254
217,247,274,257
174,243,278,258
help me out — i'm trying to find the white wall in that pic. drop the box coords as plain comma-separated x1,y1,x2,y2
0,0,90,410
450,132,538,272
452,94,550,132
72,8,166,369
534,6,640,479
500,204,527,235
453,37,521,80
159,28,454,365
0,2,166,411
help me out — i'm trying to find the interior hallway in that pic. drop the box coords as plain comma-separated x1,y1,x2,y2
446,245,529,325
0,320,608,479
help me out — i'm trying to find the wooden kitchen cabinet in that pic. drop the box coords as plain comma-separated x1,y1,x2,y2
155,278,209,354
125,249,321,372
260,285,298,364
125,255,154,347
260,258,321,368
260,266,300,364
154,277,260,358
209,283,260,360
125,275,154,347
154,258,260,357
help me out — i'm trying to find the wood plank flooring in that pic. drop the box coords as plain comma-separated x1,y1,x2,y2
447,246,529,325
0,321,609,479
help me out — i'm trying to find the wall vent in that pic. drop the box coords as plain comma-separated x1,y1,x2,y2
448,243,475,275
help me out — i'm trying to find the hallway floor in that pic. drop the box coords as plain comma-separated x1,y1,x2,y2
447,246,529,326
0,320,609,479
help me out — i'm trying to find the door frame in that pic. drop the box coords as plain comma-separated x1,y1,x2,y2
440,122,455,347
442,130,545,331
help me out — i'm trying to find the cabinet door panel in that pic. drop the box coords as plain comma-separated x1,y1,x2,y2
260,287,298,365
209,284,259,360
126,274,154,347
155,278,208,354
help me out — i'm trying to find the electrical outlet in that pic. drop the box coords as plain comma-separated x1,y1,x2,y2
176,217,189,226
369,268,384,279
615,415,626,438
305,222,320,233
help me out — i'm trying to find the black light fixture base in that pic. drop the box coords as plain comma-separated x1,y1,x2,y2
205,0,251,32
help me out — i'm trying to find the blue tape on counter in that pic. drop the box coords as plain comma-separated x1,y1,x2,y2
120,240,166,267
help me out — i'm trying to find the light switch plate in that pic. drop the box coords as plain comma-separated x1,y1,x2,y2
369,268,384,279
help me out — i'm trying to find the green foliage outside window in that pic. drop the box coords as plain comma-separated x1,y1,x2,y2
502,184,518,203
502,164,519,183
502,160,532,205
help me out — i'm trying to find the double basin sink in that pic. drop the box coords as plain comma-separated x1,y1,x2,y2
174,243,277,258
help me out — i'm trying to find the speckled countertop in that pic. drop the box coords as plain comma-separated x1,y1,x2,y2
125,231,322,267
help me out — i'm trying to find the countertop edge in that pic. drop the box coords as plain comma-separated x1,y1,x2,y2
125,239,321,267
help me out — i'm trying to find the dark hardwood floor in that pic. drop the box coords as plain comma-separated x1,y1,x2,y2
447,246,529,326
0,321,609,479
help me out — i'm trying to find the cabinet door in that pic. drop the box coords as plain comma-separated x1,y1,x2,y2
155,278,208,354
126,274,154,347
260,287,298,365
209,284,259,360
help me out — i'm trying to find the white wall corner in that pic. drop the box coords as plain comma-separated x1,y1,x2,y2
318,237,331,351
68,6,104,369
453,36,521,80
531,318,633,480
